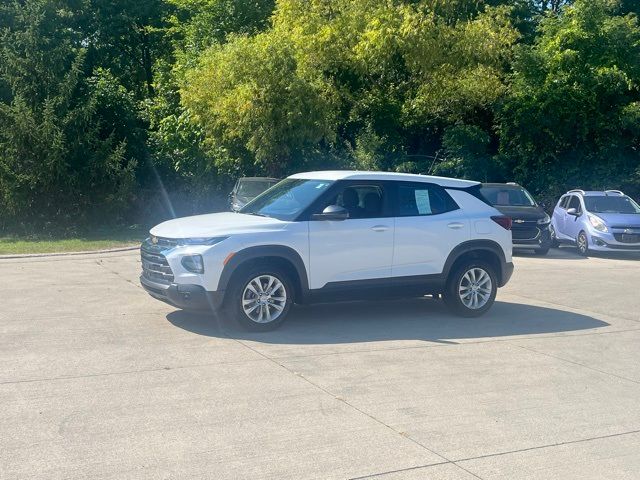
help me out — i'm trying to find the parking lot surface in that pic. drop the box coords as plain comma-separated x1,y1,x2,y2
1,248,640,479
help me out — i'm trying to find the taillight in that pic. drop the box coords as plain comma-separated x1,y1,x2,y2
491,215,512,230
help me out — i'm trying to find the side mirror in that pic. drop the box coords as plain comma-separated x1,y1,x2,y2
567,208,578,216
311,205,349,221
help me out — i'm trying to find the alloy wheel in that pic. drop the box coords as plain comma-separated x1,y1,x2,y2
577,232,588,255
458,267,493,310
241,275,287,323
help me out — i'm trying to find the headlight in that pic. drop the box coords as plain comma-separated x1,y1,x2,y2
537,214,550,225
177,236,228,246
181,255,204,273
588,214,608,232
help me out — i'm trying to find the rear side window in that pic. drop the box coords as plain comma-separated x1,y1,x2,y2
395,183,459,217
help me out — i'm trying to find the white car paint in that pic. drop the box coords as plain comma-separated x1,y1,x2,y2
144,171,512,294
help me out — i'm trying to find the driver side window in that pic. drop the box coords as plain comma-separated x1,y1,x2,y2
568,196,581,213
322,184,385,219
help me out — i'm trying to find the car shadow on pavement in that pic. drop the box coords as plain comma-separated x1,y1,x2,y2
514,248,587,260
166,297,608,345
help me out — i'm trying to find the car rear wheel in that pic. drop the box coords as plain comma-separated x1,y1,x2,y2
228,266,293,331
443,261,497,317
577,231,589,256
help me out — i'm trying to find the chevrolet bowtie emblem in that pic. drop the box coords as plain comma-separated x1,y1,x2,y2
624,229,633,234
513,219,525,224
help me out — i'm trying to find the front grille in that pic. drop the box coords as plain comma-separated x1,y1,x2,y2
613,233,640,244
511,221,540,241
140,237,176,284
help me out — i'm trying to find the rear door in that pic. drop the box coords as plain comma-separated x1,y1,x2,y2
391,181,469,278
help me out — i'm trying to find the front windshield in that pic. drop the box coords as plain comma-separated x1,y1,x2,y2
480,186,536,207
237,180,279,197
584,196,640,214
240,178,333,221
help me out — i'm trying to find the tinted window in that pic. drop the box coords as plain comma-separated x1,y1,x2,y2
584,196,640,214
241,179,333,221
396,183,458,217
567,196,581,212
237,180,279,197
321,184,386,219
480,186,536,207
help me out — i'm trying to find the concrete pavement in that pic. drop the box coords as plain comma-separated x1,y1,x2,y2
1,247,639,479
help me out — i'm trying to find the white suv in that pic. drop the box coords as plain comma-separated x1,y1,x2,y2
141,171,514,330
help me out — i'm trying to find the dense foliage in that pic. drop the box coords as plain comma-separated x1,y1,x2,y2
1,0,639,232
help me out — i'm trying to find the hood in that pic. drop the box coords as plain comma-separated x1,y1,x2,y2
491,205,547,221
150,212,286,239
591,212,640,228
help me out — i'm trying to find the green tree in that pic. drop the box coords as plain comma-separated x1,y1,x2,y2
0,0,145,232
498,0,640,195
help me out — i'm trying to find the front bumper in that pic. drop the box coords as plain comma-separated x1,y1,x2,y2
587,229,640,252
588,237,640,252
140,276,225,312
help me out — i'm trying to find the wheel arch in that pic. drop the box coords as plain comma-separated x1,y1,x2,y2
218,245,309,304
443,240,509,287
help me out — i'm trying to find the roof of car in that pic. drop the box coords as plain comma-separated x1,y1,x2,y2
289,170,479,188
564,190,626,197
238,177,280,182
481,182,522,188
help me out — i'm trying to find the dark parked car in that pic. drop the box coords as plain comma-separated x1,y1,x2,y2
480,183,552,255
229,177,280,212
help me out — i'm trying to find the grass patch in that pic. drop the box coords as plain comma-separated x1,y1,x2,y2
0,225,147,255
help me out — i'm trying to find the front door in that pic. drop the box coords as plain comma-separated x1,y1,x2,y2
308,181,394,289
564,195,583,239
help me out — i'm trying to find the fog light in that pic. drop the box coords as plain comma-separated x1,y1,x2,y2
181,255,204,274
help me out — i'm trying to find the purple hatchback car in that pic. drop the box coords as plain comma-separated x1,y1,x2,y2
551,190,640,255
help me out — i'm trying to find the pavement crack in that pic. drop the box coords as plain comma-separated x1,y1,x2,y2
231,337,485,479
0,358,267,385
452,428,640,463
511,343,640,385
94,258,142,290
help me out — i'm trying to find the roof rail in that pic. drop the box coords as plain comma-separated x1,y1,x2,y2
567,189,585,195
604,189,624,196
506,182,518,185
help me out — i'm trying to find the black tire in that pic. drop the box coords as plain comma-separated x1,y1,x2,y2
226,265,293,331
534,247,550,256
549,225,560,248
443,261,498,317
576,230,589,256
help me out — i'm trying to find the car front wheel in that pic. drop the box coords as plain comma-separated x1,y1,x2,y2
576,231,589,256
228,267,293,331
443,261,497,317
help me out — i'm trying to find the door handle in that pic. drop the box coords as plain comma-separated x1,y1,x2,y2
371,225,389,232
447,222,465,229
